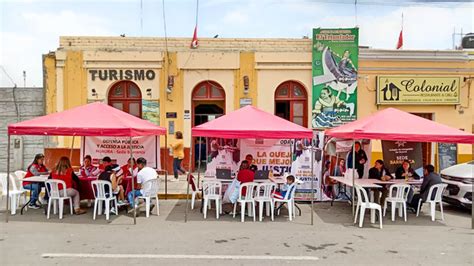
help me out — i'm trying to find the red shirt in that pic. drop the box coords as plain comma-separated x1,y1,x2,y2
51,168,74,189
121,164,137,178
237,169,254,195
23,163,48,186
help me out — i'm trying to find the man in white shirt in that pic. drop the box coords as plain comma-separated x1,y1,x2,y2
127,157,157,208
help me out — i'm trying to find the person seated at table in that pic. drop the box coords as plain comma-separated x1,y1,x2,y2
272,175,295,199
50,156,86,215
237,160,255,195
323,160,337,199
127,157,158,209
245,154,258,172
368,160,392,208
121,158,138,178
23,153,49,209
334,159,346,176
395,160,420,180
99,156,112,171
98,164,125,204
408,164,442,212
79,155,99,178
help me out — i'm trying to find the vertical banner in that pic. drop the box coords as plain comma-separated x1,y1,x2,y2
292,131,324,201
381,141,423,173
205,139,240,177
81,136,160,169
438,143,457,171
312,28,359,129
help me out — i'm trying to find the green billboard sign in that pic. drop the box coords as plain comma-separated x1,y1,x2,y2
312,28,359,129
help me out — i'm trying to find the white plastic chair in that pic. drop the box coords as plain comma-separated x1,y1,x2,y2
45,179,73,219
233,182,258,222
416,183,448,221
202,180,222,219
384,184,411,222
354,184,383,229
188,174,198,210
273,183,297,221
255,182,276,222
137,178,160,217
0,173,27,215
91,180,118,220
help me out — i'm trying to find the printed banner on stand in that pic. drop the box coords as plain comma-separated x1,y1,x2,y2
312,28,359,129
205,139,240,177
239,139,292,175
292,131,324,201
81,136,161,169
382,140,422,173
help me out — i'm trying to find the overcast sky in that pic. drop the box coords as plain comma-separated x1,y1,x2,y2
0,0,472,87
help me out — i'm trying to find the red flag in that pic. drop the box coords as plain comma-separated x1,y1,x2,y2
396,30,403,49
191,26,199,49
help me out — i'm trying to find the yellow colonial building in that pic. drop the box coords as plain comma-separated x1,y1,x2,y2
43,36,474,169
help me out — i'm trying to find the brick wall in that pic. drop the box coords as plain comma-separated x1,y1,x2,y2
0,87,45,172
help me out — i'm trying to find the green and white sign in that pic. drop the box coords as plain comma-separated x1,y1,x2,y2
312,28,359,129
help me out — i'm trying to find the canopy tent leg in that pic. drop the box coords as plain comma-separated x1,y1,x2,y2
165,134,168,199
352,140,356,217
69,135,75,162
197,136,202,185
310,136,314,226
130,137,136,225
5,135,11,223
185,136,193,223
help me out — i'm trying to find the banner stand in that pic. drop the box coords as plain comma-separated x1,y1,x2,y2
351,140,356,217
310,140,314,226
164,134,168,199
185,136,193,223
130,136,136,225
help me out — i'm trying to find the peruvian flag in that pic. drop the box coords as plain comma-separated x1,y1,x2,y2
191,26,199,49
396,29,403,49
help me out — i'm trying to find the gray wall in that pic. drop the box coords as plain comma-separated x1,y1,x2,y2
0,87,45,172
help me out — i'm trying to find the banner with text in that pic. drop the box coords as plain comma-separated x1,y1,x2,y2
381,140,422,173
239,139,292,175
312,28,359,129
81,136,160,169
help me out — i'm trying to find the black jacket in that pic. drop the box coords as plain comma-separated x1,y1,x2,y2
368,167,391,180
395,166,420,180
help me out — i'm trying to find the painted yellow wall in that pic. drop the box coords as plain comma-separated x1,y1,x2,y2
234,52,257,109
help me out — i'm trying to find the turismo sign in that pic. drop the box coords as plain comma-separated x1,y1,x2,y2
89,69,156,81
376,76,461,105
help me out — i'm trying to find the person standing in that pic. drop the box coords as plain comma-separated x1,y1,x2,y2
409,165,442,210
169,131,186,181
23,154,49,209
347,142,368,178
50,157,86,215
127,157,158,209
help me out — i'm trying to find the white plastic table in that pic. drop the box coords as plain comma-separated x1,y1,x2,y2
20,175,49,214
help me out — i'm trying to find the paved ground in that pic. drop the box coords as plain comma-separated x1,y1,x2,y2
0,200,473,265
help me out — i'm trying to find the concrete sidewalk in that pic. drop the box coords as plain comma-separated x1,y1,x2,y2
1,199,472,265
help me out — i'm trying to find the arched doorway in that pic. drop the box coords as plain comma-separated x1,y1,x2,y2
108,81,142,118
192,81,225,127
192,81,225,171
274,80,308,127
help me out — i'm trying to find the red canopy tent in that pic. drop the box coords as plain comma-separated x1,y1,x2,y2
188,106,315,223
6,102,167,224
325,108,474,226
326,107,474,144
192,105,313,139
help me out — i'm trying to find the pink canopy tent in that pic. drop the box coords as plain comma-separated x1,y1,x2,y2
5,102,167,224
326,108,474,143
8,102,166,136
188,106,315,223
192,105,313,139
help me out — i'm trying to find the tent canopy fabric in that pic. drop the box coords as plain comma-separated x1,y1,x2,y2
8,102,166,137
192,105,313,139
326,107,474,144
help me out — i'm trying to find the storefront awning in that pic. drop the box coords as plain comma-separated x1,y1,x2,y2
192,105,313,139
326,107,474,144
8,102,166,137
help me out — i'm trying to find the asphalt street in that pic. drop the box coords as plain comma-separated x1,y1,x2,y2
0,200,472,265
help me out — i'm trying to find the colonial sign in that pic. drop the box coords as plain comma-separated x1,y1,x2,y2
381,140,423,173
377,76,461,105
89,69,156,81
